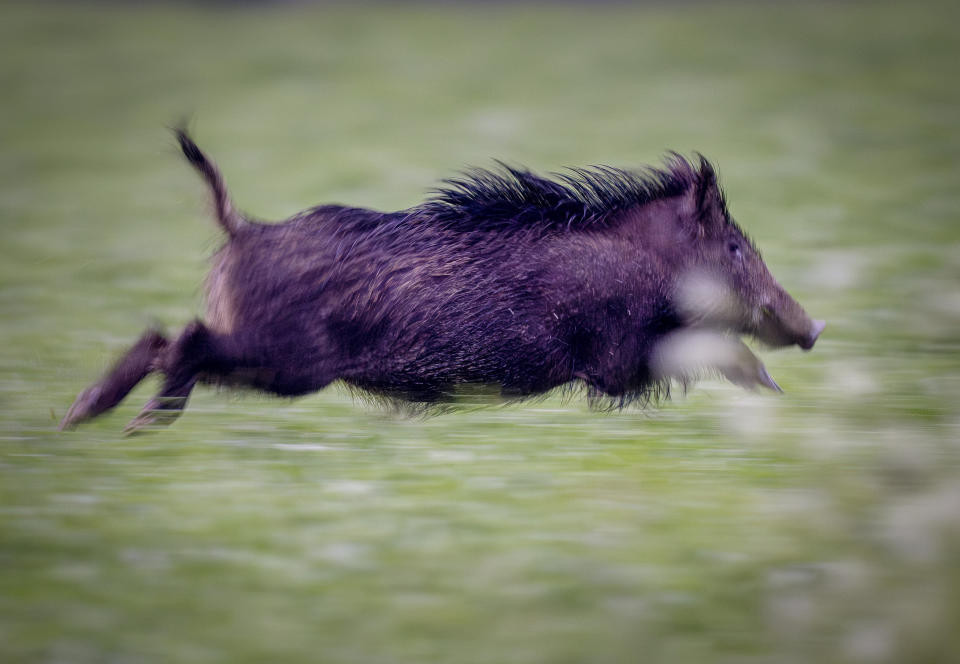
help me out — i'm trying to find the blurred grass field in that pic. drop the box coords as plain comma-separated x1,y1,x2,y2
2,1,960,662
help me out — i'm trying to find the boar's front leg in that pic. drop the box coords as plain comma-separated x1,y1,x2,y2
123,320,228,435
650,329,782,393
60,328,169,430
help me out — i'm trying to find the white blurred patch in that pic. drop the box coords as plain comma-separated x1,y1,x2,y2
925,289,960,319
757,488,831,518
317,542,368,567
119,548,171,573
843,622,894,663
816,559,872,593
49,562,101,581
767,593,816,633
271,443,334,452
651,329,778,392
427,449,475,463
325,480,376,496
826,359,879,398
722,393,776,442
796,414,879,459
463,476,506,490
653,329,736,376
674,269,741,325
877,427,938,486
51,493,100,505
807,249,868,291
882,483,960,563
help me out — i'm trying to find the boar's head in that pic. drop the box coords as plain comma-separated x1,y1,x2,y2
670,157,825,353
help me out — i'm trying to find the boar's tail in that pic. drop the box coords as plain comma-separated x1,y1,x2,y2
174,128,246,237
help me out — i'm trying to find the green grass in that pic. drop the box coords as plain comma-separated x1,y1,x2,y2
2,1,960,662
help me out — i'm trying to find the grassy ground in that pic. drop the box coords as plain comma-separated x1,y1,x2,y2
2,1,959,662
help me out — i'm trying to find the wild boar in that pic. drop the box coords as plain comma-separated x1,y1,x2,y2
60,130,824,433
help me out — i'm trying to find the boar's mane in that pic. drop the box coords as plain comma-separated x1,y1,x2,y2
411,154,718,233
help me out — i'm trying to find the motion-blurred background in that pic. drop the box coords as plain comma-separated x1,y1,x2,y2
2,1,959,662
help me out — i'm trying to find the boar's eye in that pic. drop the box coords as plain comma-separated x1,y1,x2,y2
728,241,742,260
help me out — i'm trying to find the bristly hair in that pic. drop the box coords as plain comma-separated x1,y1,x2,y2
413,153,704,233
342,373,678,417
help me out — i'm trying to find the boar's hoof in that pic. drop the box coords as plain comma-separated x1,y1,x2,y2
123,397,188,436
59,385,105,431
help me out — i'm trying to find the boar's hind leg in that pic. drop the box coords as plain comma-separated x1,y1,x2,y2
60,328,169,430
123,320,228,436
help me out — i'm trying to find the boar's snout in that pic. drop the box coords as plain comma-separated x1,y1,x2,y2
798,319,826,351
757,285,824,351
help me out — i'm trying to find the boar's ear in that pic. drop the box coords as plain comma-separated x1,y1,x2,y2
693,155,726,232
